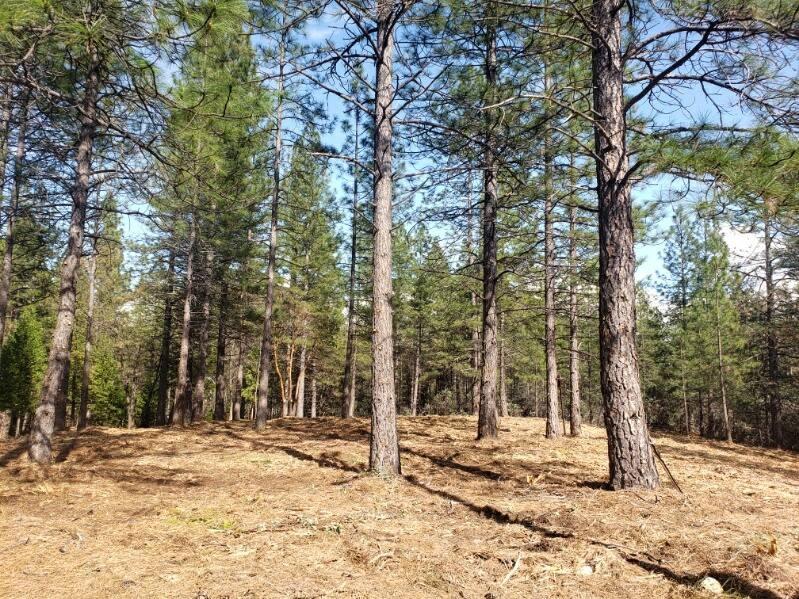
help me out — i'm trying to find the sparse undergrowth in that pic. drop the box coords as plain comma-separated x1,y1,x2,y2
1,417,797,598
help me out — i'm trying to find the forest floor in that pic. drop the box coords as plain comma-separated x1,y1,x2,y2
0,417,797,599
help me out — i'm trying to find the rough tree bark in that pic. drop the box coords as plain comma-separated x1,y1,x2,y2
28,49,100,463
369,0,401,475
591,0,659,489
477,2,499,440
568,204,582,436
255,24,286,430
172,222,196,427
78,222,99,430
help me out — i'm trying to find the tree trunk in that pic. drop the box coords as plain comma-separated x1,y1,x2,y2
716,311,732,443
568,204,582,436
477,3,499,440
191,253,212,422
126,382,136,429
28,53,99,463
410,324,421,416
0,83,11,215
295,342,306,418
310,360,317,418
156,251,175,425
232,338,243,421
498,312,509,417
213,279,228,420
78,224,99,431
543,105,560,439
369,0,401,476
0,84,12,359
0,93,28,352
468,176,481,416
0,94,27,436
763,210,780,445
591,0,659,489
342,105,359,418
255,27,285,430
172,222,195,427
677,223,691,436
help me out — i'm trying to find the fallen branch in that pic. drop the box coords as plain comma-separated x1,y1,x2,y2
652,443,684,494
500,554,523,586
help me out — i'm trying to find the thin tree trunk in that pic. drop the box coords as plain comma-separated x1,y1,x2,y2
191,254,212,422
468,175,481,416
0,83,11,215
232,338,243,421
543,88,560,439
568,204,582,436
273,344,286,416
477,2,499,440
410,323,421,416
29,51,99,463
284,339,295,417
126,381,136,429
0,85,13,370
172,221,195,427
677,219,690,435
716,303,732,443
342,105,359,418
0,94,27,437
295,342,306,418
591,0,659,489
498,312,509,417
0,93,28,353
78,223,99,431
369,0,401,475
763,209,780,445
213,279,228,420
310,360,317,418
156,251,175,425
255,25,285,430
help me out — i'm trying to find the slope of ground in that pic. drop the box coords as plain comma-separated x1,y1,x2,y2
0,416,797,598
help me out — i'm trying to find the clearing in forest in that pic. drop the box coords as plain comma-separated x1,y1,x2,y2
0,416,797,598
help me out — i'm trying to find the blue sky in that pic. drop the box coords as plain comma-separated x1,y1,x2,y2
119,6,765,298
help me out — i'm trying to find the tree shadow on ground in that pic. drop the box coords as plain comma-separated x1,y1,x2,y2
55,434,80,462
659,443,799,482
236,428,782,599
0,441,26,467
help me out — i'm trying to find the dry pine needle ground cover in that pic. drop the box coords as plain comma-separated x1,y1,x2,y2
0,416,797,598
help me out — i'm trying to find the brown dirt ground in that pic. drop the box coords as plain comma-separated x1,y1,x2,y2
0,416,797,598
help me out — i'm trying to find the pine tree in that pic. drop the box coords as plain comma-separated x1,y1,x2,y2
0,307,46,438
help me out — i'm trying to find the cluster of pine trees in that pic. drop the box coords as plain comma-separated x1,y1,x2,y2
1,0,797,490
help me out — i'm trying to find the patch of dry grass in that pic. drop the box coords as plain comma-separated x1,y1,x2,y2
0,417,797,598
